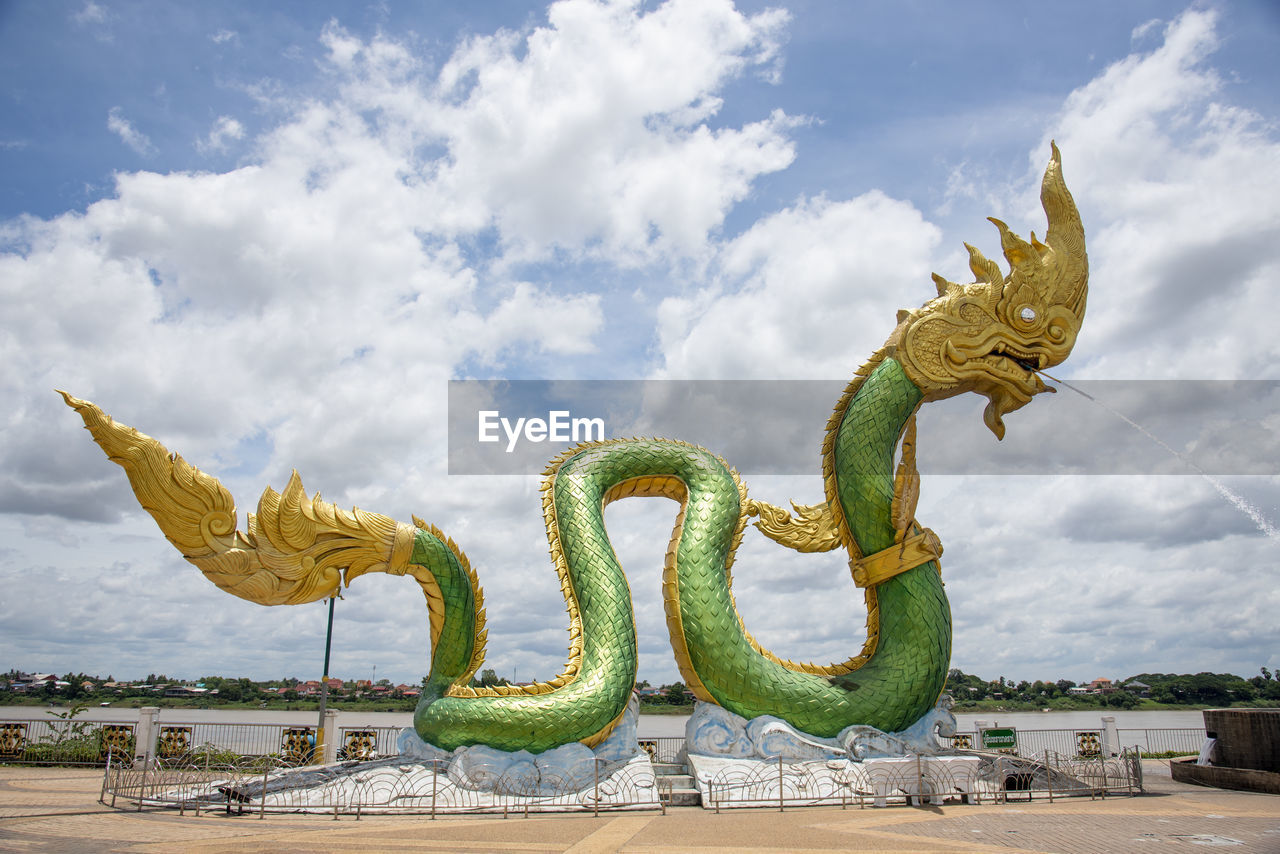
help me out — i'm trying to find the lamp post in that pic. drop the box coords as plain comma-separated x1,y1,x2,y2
315,596,336,759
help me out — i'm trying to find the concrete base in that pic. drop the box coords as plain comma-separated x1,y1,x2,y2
1170,756,1280,795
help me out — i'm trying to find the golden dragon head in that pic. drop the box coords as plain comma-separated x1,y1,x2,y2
893,143,1088,438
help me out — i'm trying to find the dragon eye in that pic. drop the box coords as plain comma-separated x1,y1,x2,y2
1019,307,1037,322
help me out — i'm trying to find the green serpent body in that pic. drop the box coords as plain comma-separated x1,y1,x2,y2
411,358,950,752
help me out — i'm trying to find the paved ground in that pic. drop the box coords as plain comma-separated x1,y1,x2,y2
1,761,1278,853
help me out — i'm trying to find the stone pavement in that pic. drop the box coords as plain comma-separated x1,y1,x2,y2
1,761,1278,853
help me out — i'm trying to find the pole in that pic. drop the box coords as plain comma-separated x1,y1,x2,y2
316,596,336,761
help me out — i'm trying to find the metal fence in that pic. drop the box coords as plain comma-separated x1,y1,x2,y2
156,722,314,763
103,745,1143,817
0,718,135,766
638,737,684,764
101,752,665,817
704,750,1143,812
949,728,1204,758
4,714,1206,770
0,718,409,767
1117,728,1204,756
335,726,402,759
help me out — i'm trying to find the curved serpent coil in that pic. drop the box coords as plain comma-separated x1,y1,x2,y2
64,146,1087,755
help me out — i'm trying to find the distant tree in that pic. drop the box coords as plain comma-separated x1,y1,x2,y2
944,669,992,700
472,668,509,688
1104,691,1139,709
662,682,693,705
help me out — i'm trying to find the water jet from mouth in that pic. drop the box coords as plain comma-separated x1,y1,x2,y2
1036,371,1279,542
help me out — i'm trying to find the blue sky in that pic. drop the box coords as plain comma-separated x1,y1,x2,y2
1,1,1278,688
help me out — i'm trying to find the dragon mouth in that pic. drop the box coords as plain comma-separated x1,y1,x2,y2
945,338,1048,380
987,342,1046,374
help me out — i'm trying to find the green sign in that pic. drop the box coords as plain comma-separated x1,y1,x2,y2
981,728,1017,750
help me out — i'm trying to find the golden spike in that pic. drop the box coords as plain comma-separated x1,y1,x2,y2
988,216,1039,281
1029,231,1050,256
930,272,956,297
1039,141,1088,313
963,242,1004,286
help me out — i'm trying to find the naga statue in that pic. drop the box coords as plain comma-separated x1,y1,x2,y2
63,145,1086,755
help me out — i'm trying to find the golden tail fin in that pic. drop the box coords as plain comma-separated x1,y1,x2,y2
59,391,415,606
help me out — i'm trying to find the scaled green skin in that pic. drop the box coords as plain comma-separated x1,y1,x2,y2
410,357,949,751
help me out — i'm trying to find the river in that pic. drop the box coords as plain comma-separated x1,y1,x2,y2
0,706,1207,738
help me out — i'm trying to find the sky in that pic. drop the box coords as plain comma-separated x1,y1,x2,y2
1,0,1278,690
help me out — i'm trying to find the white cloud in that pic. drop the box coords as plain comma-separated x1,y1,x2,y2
1130,17,1164,45
71,1,114,44
211,29,238,45
656,191,940,379
196,116,245,154
72,1,108,27
106,107,154,156
421,0,796,266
